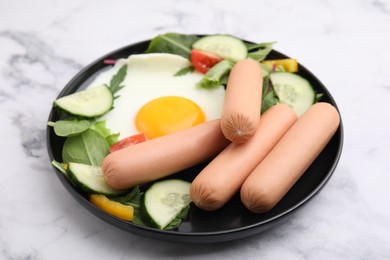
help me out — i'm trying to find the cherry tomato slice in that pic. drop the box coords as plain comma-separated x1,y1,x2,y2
110,133,146,153
190,49,223,74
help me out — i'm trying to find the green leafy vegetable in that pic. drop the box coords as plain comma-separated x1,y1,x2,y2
261,89,280,114
48,119,91,137
220,74,229,85
132,212,147,227
90,120,119,146
164,205,190,230
62,129,110,166
260,63,274,77
197,60,234,89
260,63,285,77
106,65,127,97
261,75,280,113
247,42,275,62
51,160,77,186
145,33,199,59
174,66,195,76
51,160,68,176
111,186,141,205
105,133,120,147
111,187,146,226
315,93,323,102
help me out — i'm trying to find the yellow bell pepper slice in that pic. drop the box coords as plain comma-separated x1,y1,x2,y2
262,59,299,72
90,194,134,221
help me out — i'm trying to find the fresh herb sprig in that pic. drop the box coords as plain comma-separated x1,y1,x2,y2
174,66,195,76
105,64,127,98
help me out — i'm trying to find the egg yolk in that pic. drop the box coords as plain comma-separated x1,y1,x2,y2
135,96,205,139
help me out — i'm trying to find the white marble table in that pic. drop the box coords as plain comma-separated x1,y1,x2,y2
1,0,390,259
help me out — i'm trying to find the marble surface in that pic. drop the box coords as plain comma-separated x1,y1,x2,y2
1,0,390,259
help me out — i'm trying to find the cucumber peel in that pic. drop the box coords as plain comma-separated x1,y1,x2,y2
141,179,191,229
193,35,248,62
54,85,113,118
270,72,315,117
67,162,128,197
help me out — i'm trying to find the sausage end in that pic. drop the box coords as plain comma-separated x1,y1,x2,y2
221,113,258,143
101,154,126,190
190,182,225,211
240,183,276,213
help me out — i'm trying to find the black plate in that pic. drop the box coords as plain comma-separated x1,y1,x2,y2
46,37,343,243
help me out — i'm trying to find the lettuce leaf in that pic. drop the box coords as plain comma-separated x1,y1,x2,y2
90,120,119,146
196,60,234,89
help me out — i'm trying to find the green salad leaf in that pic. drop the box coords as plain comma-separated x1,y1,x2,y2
196,60,234,89
90,120,119,146
48,119,91,137
111,187,146,226
51,160,78,186
62,129,110,166
315,93,324,102
111,186,141,205
51,160,69,176
261,75,280,113
145,33,199,59
106,64,127,97
164,205,190,230
247,42,275,62
174,66,194,76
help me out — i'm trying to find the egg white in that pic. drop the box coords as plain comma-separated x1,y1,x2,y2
87,53,226,139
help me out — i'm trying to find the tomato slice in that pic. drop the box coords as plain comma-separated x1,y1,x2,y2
190,49,223,74
110,133,146,153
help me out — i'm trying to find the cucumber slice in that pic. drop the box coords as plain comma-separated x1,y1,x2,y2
142,179,191,229
54,85,113,118
67,162,127,197
270,72,315,117
193,35,248,62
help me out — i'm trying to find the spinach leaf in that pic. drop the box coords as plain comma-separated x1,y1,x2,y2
115,189,146,227
174,66,194,76
197,60,234,89
164,205,190,230
261,75,280,113
247,42,275,62
62,129,110,166
145,33,199,59
132,213,147,227
90,120,119,146
111,186,141,204
106,64,127,97
261,89,280,113
48,119,91,137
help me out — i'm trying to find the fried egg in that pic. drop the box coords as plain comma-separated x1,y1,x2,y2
87,53,225,139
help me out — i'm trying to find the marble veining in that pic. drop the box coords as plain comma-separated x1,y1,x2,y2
1,0,390,259
372,0,390,13
0,31,82,92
